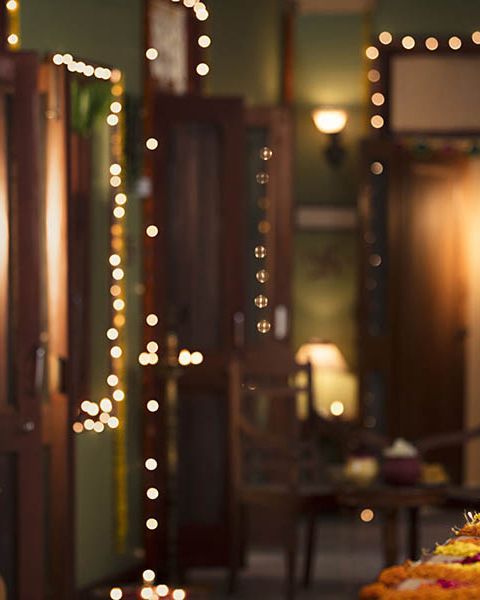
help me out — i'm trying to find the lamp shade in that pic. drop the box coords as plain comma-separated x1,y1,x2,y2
312,109,348,134
295,340,347,371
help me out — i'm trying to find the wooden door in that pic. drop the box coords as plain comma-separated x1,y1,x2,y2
359,142,467,481
0,52,44,600
389,155,467,481
39,61,73,599
144,94,245,571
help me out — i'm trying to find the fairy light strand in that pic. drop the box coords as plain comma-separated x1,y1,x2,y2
255,146,273,334
6,0,20,49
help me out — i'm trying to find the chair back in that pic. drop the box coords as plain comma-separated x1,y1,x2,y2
229,346,314,493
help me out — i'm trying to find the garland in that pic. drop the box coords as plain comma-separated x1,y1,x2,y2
361,514,480,599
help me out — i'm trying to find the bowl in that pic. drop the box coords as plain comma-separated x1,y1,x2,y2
383,456,421,486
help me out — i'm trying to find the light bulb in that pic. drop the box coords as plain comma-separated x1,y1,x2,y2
146,314,159,326
198,35,211,48
145,458,158,470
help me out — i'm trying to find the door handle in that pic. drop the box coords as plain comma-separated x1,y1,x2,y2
34,345,46,394
233,312,245,349
20,420,35,433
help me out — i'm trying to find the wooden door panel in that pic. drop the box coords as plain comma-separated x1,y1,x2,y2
359,142,467,482
0,51,44,600
145,94,245,571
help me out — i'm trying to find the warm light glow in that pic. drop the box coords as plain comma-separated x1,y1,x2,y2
107,374,119,386
367,69,380,83
156,586,169,598
371,115,384,129
110,163,122,176
198,35,211,48
146,225,159,238
147,400,159,412
100,398,113,412
178,349,192,366
110,346,123,359
296,341,348,370
110,589,123,600
146,47,159,60
146,137,159,150
108,416,119,429
113,389,125,402
84,65,94,77
378,31,392,45
113,298,125,311
472,31,480,45
110,69,122,83
402,35,415,49
425,36,439,51
449,36,462,50
7,33,19,46
52,53,63,65
330,401,345,417
109,254,121,267
62,53,73,65
147,487,159,500
190,351,204,365
360,508,375,523
173,590,186,600
146,313,159,326
149,353,159,365
112,268,124,281
73,422,84,433
100,412,110,424
365,46,379,60
147,341,158,353
6,0,18,10
115,192,127,205
113,206,125,219
196,8,209,20
107,114,119,126
110,175,121,188
114,314,126,327
84,419,95,431
196,62,210,76
312,109,347,134
87,403,100,417
141,589,154,600
145,458,158,471
139,352,150,366
257,320,271,334
94,421,105,433
143,570,156,583
146,518,158,530
370,161,384,175
371,92,385,106
81,400,92,412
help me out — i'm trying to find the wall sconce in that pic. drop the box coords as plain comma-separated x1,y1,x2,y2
312,108,348,167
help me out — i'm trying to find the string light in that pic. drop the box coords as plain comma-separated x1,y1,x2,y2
401,35,415,49
425,36,439,51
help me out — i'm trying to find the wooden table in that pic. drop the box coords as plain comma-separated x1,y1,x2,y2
337,485,447,566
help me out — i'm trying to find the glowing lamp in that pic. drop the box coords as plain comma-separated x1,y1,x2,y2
311,109,348,167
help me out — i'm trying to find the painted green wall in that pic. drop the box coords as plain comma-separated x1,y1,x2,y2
21,0,144,589
207,0,282,105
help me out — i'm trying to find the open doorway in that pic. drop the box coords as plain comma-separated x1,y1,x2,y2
360,144,480,483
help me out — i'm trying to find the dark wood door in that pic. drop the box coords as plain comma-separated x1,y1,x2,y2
389,156,467,481
0,52,44,600
359,143,467,481
144,94,245,571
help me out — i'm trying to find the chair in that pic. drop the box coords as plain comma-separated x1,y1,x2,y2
228,345,336,599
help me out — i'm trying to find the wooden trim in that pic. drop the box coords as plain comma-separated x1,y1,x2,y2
14,51,44,600
41,61,75,600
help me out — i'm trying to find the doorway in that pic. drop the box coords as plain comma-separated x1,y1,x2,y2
360,144,476,483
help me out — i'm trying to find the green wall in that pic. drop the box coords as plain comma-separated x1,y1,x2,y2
207,0,282,105
22,0,144,589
